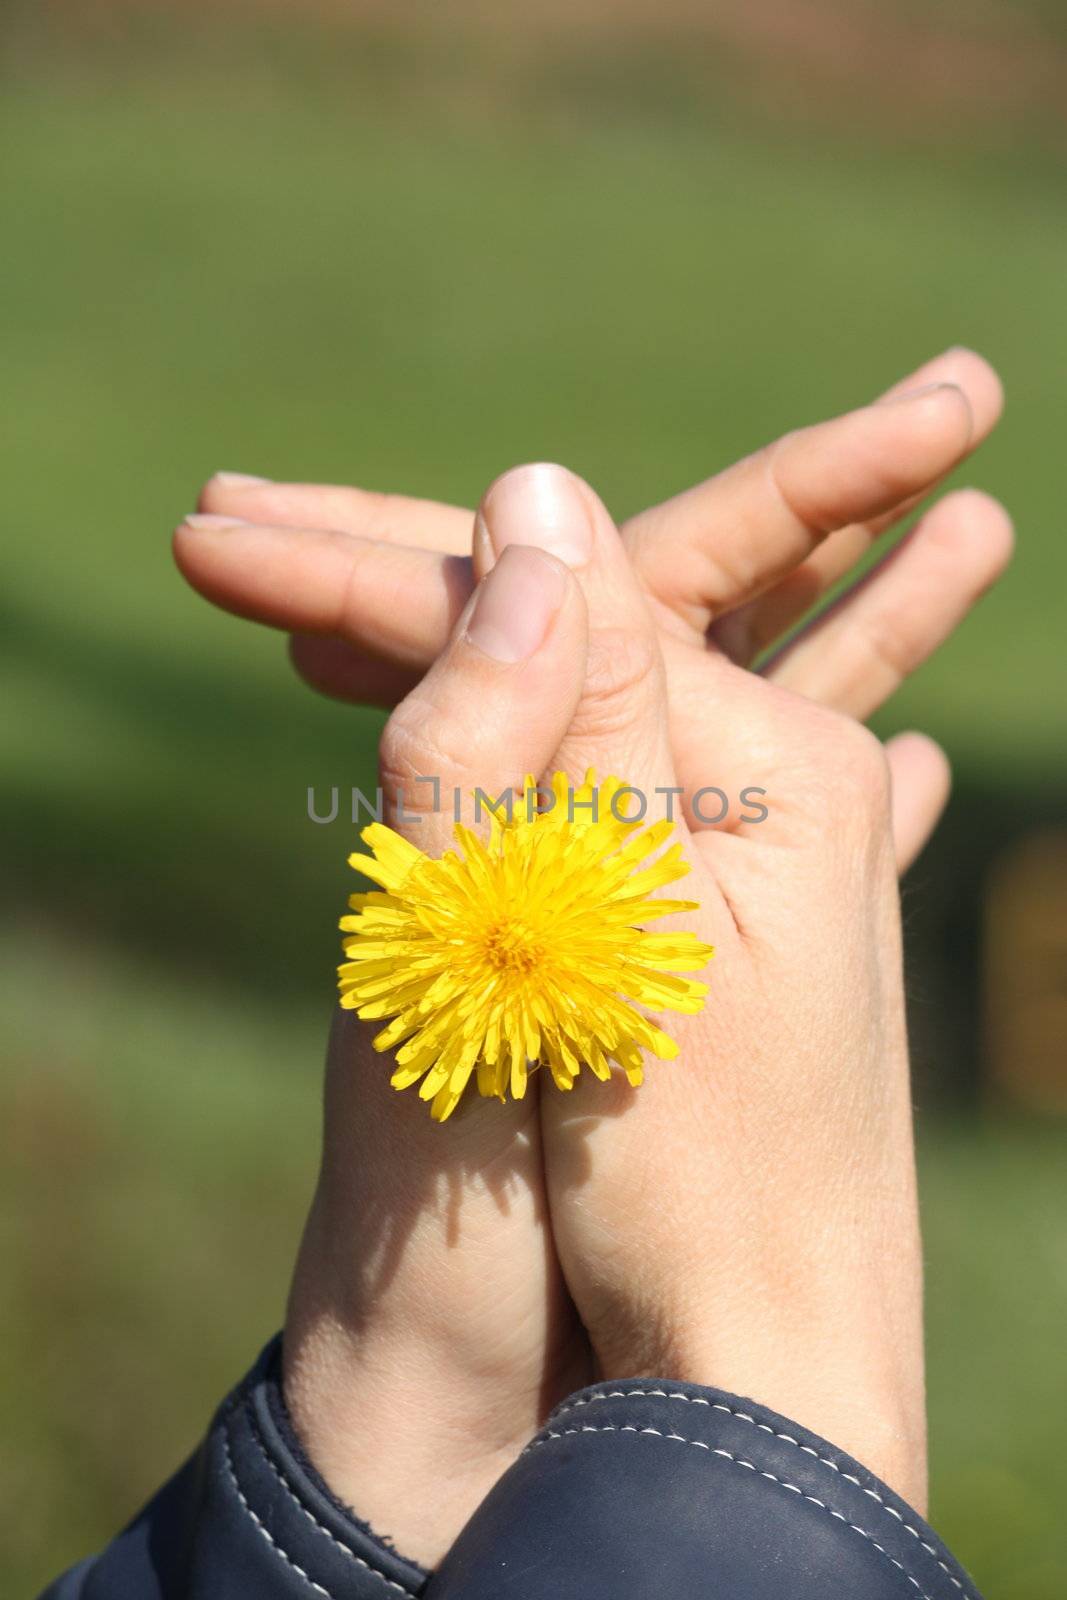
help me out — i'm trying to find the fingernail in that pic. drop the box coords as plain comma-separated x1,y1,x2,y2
465,544,567,662
882,380,961,406
476,462,593,569
182,512,250,530
212,471,270,487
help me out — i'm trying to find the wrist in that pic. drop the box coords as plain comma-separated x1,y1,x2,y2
586,1268,927,1512
283,1185,590,1565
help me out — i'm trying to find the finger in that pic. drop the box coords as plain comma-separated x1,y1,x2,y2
715,348,1005,661
378,540,587,853
333,543,589,1124
628,381,974,634
475,463,679,802
476,465,717,1130
876,344,1004,413
289,633,420,709
762,489,1014,719
198,472,472,553
885,732,952,871
173,514,468,668
356,540,587,1123
626,347,1002,642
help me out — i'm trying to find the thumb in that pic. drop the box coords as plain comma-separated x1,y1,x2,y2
475,461,680,829
378,538,588,851
338,533,589,1124
474,464,719,1119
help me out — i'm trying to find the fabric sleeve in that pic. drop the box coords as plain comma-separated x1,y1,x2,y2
40,1350,983,1600
426,1379,982,1600
37,1337,429,1600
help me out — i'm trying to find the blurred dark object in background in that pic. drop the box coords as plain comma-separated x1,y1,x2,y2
986,830,1067,1112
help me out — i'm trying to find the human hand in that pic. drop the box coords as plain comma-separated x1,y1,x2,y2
477,462,938,1514
173,356,1012,1564
277,442,1004,1557
175,346,1011,869
280,525,598,1567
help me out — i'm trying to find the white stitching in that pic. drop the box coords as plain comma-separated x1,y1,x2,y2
245,1408,419,1597
549,1389,967,1597
223,1426,334,1598
223,1418,418,1599
527,1423,935,1600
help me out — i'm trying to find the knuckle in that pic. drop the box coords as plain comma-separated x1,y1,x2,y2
378,701,465,816
357,488,399,542
859,608,921,685
788,701,890,812
764,429,835,540
568,626,663,743
830,718,891,809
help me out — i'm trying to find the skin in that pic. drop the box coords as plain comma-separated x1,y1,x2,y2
178,345,1008,797
173,349,1012,1566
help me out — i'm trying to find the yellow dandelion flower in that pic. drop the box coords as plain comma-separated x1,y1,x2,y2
337,771,714,1121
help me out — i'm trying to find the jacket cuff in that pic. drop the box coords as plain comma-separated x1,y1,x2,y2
42,1350,982,1600
39,1335,429,1600
427,1379,982,1600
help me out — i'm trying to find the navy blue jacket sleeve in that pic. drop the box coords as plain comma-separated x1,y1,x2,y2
41,1340,982,1600
39,1339,430,1600
430,1381,980,1600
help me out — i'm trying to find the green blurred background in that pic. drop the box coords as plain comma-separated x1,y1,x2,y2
2,1,1065,1593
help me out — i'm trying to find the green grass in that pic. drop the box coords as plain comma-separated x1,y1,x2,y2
2,59,1066,1596
3,83,1065,770
922,1117,1067,1593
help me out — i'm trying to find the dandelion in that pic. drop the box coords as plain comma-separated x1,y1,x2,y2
337,772,714,1121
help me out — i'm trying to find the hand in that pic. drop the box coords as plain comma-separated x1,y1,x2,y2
173,356,1013,1565
282,461,941,1563
281,522,597,1568
485,464,933,1511
175,346,1011,868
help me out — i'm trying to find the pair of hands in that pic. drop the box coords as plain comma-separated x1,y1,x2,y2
175,347,1011,1566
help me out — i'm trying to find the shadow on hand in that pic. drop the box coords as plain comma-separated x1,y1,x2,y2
303,1008,630,1306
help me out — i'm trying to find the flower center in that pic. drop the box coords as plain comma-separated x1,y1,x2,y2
482,917,545,976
